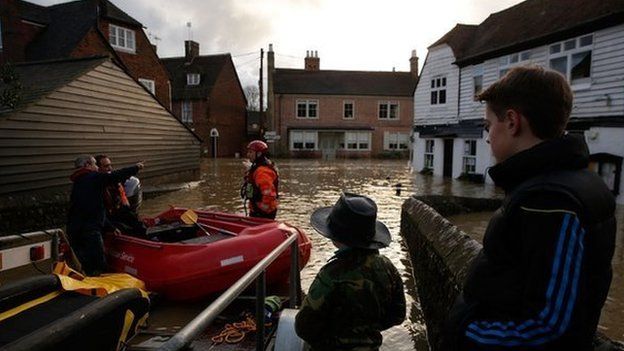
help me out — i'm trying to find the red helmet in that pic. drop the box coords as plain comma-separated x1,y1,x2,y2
247,140,268,153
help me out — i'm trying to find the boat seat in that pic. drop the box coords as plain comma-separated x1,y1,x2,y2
180,233,231,244
146,223,197,242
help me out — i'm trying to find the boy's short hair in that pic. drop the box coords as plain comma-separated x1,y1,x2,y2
476,65,573,139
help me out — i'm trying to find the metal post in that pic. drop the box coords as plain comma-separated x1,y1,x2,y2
255,271,266,351
289,237,300,308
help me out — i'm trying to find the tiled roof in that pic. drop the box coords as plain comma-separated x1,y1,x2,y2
17,0,50,25
24,0,142,61
456,0,624,65
161,54,230,100
429,24,477,59
0,56,108,114
273,69,417,97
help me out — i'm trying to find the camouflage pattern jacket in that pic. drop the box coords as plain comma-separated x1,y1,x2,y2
295,248,406,350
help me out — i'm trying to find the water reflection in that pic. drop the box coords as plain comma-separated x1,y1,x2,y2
141,158,500,350
449,207,624,342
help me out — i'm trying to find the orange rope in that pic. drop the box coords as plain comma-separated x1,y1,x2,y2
211,314,257,344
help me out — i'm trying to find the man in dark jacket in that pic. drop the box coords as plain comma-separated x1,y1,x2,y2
67,155,144,276
447,66,616,350
296,193,406,350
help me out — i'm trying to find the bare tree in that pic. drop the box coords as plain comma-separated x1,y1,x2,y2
244,85,260,111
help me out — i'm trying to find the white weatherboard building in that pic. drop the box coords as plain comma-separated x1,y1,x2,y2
412,0,624,203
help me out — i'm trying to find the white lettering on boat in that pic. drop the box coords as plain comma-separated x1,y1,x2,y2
124,265,138,275
221,255,244,267
109,250,135,263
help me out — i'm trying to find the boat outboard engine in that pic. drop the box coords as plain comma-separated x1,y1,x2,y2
124,176,142,213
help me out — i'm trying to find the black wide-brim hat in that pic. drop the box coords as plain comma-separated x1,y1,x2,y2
310,192,391,249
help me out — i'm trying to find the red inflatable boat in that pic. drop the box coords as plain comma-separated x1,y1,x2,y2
103,207,312,301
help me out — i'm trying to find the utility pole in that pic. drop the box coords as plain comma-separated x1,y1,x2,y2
259,48,264,113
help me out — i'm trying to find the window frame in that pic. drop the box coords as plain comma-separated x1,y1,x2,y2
295,99,319,119
290,131,318,150
138,78,155,94
343,100,355,119
549,34,593,89
424,139,435,169
187,73,201,86
498,50,531,78
181,100,193,123
462,139,477,174
430,76,447,105
384,132,409,151
378,101,399,120
473,65,484,100
345,131,371,151
109,24,136,53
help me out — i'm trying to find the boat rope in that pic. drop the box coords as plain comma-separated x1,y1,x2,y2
211,313,265,344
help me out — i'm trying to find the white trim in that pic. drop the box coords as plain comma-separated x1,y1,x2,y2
290,130,318,150
384,132,409,151
430,76,447,105
549,33,593,90
295,99,319,119
181,100,193,123
345,131,371,151
138,78,155,94
187,73,201,86
378,101,400,120
343,100,355,119
109,24,136,53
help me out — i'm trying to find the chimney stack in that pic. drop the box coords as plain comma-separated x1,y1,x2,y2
410,49,419,78
185,40,200,62
305,50,320,71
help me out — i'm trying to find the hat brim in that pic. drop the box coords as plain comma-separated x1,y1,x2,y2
310,207,391,249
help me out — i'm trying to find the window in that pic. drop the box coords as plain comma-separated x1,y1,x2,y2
109,24,136,52
378,101,399,119
181,101,192,123
499,50,531,77
291,131,317,150
462,140,477,174
384,132,409,151
187,73,200,86
296,99,318,118
473,65,484,99
549,34,593,87
138,78,155,94
424,139,434,169
345,132,371,150
343,101,354,119
430,76,446,105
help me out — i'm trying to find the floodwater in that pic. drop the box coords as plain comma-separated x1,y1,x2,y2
449,207,624,343
140,158,501,350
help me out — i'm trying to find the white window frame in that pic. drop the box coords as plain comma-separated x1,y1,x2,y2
498,50,532,77
138,78,155,94
424,139,434,169
384,132,409,151
345,131,371,151
549,34,593,89
109,24,136,53
473,65,484,100
181,101,192,123
343,100,354,119
290,131,317,150
296,99,319,119
378,101,399,120
187,73,201,86
430,76,447,105
462,139,477,174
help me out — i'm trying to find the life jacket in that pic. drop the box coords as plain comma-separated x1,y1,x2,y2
103,183,129,215
242,159,279,215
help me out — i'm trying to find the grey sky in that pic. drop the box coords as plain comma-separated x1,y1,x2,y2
30,0,525,89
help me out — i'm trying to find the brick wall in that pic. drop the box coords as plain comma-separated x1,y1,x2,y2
276,94,413,157
96,21,171,108
0,0,45,65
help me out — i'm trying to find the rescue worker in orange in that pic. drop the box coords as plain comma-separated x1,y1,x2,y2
241,140,279,219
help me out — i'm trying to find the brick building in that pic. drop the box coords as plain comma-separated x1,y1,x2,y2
0,0,171,107
267,45,418,158
162,41,248,158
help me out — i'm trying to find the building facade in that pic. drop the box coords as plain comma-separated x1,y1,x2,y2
267,45,418,158
162,41,248,158
0,0,171,107
412,0,624,203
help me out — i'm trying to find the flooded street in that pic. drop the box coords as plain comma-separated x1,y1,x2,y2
141,158,500,350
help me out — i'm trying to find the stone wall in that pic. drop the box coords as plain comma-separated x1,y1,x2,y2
401,195,624,350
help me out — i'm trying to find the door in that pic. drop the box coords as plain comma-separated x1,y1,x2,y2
318,132,341,160
443,139,454,178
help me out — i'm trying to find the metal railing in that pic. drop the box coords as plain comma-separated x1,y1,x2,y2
159,228,301,351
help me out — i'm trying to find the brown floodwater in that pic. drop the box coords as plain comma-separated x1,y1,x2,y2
140,158,501,350
449,207,624,343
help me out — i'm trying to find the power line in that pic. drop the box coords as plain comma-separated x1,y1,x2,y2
232,51,258,58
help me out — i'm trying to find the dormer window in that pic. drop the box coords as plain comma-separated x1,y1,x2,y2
109,24,135,53
187,73,200,85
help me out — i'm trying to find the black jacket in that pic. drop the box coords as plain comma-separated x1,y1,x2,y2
449,135,616,350
67,166,140,234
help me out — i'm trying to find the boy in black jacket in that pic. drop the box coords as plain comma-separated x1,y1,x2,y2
447,66,616,350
